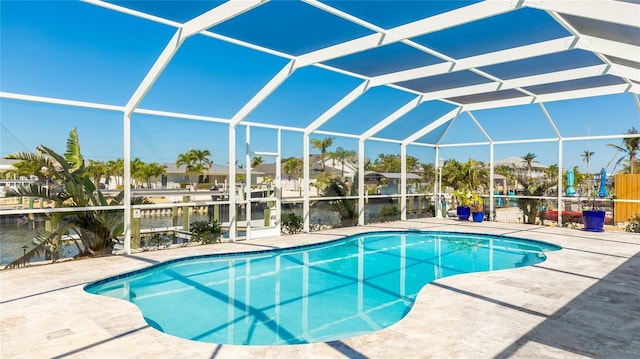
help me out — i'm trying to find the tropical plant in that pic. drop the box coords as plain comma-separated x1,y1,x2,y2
321,177,357,227
368,154,421,174
283,157,302,179
142,232,171,250
544,164,559,183
563,166,590,197
251,156,264,168
440,159,488,193
311,171,335,193
516,174,556,224
4,157,45,180
581,150,595,175
495,164,516,193
189,219,222,244
130,157,147,188
130,159,166,189
106,158,124,187
281,212,303,234
3,128,137,268
625,214,640,233
330,146,356,178
453,189,481,208
522,152,537,176
405,156,420,172
175,148,212,190
420,162,436,190
311,137,334,172
85,160,108,189
283,156,303,195
378,205,400,222
607,127,639,174
146,162,167,188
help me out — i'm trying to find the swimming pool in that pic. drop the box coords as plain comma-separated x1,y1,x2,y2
85,230,560,345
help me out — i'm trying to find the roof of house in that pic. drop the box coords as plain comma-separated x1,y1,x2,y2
494,156,548,169
364,171,422,180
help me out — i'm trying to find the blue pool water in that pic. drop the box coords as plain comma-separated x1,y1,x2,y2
85,231,560,345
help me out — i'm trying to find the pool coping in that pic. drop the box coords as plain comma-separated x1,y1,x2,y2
1,218,639,358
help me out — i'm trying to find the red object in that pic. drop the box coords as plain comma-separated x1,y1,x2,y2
542,210,613,225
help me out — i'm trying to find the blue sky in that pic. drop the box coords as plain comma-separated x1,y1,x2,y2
1,1,639,174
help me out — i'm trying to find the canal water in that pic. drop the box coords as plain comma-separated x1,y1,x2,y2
0,200,413,266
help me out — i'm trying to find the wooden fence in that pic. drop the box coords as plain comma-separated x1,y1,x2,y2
614,174,640,223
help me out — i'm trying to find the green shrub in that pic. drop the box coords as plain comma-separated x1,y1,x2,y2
379,205,400,222
281,213,303,234
189,219,222,244
626,215,640,233
421,204,435,217
143,233,171,249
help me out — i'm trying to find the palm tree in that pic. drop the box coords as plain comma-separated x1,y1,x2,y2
311,137,334,172
85,160,107,189
321,177,357,227
175,148,212,190
607,127,639,174
331,147,357,179
106,158,123,187
130,157,147,188
495,164,515,193
406,155,420,172
544,164,559,183
463,159,487,192
6,159,45,180
370,153,401,173
175,151,194,178
421,163,436,189
4,128,133,268
147,162,166,188
251,156,263,168
283,157,303,196
191,149,213,169
283,157,303,180
581,150,595,175
522,153,537,177
190,148,213,187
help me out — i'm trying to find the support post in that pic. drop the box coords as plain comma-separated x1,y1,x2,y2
246,125,251,239
489,142,495,221
229,126,237,242
276,129,282,234
303,134,310,233
358,139,365,226
123,114,132,255
434,147,442,218
558,139,563,227
400,144,407,221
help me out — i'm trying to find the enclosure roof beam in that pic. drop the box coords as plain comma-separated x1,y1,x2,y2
360,95,423,141
538,103,563,139
466,111,492,143
370,36,576,86
124,0,265,116
436,115,458,146
402,107,462,146
419,64,610,102
304,80,370,135
231,60,297,128
581,37,640,71
462,83,632,111
181,1,265,38
295,0,519,68
524,0,639,28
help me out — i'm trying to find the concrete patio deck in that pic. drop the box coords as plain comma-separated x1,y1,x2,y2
1,219,638,358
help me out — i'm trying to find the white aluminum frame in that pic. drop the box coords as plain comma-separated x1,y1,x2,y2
2,1,639,254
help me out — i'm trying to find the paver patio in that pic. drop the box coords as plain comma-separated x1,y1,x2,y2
1,219,638,358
